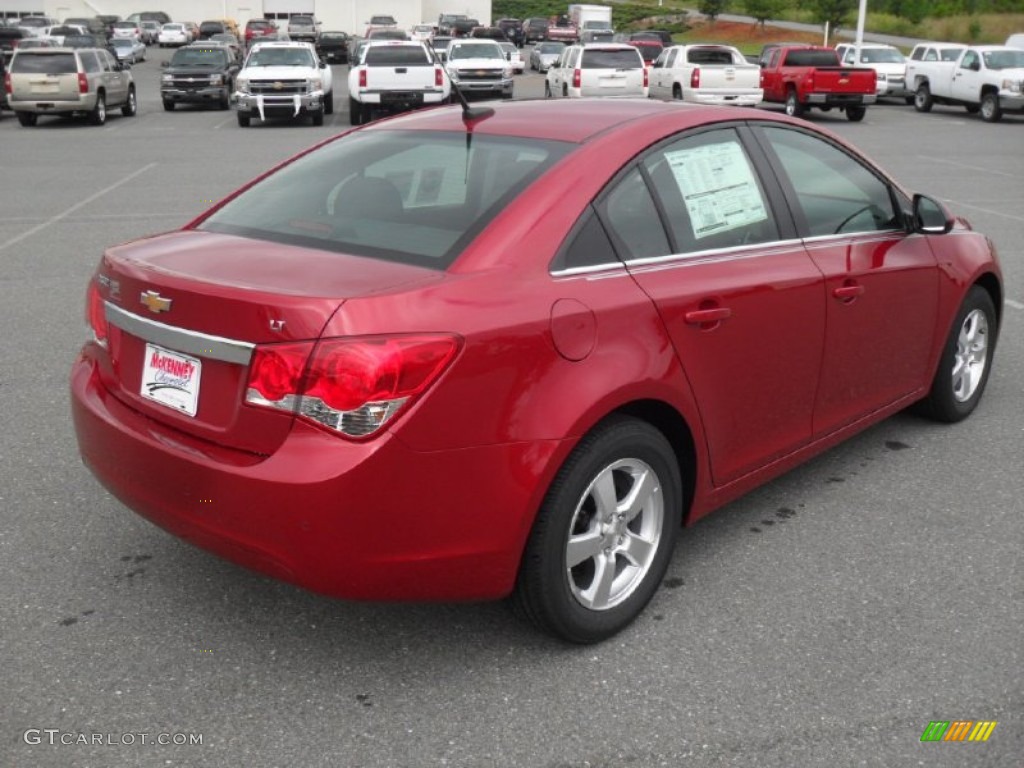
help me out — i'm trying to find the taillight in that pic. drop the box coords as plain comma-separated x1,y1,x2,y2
3,72,11,95
78,73,88,94
572,68,581,89
435,67,443,87
245,334,460,438
87,281,108,347
643,66,649,88
359,68,367,88
690,67,700,88
807,72,815,91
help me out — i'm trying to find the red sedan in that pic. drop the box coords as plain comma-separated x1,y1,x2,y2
71,100,1002,643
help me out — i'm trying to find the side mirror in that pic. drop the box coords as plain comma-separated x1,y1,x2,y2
910,193,953,234
319,60,326,68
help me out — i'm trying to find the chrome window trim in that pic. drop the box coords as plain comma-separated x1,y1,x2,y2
550,262,627,279
105,303,255,365
624,237,806,270
801,229,904,249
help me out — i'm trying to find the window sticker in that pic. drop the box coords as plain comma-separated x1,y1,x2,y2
665,141,769,240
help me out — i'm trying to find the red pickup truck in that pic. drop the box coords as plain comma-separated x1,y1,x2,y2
760,45,877,121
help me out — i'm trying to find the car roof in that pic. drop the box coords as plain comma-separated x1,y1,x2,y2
364,99,785,144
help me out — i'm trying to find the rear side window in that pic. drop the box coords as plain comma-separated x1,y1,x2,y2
364,46,430,66
80,51,101,73
597,168,671,260
581,49,642,69
11,53,77,73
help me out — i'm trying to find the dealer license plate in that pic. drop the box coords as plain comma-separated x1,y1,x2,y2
140,343,202,417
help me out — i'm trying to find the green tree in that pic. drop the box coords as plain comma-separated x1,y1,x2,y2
699,0,729,23
743,0,789,28
811,0,856,35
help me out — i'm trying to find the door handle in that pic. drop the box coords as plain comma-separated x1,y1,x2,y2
684,307,732,324
833,284,865,300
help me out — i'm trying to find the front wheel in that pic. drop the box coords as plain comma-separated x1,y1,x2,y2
916,286,997,423
784,89,803,117
914,84,932,112
236,110,250,127
324,91,334,115
845,105,866,122
311,107,324,126
979,92,1002,122
162,99,175,111
513,416,681,644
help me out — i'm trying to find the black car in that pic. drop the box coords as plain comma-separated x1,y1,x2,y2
160,43,239,111
198,20,226,40
0,26,26,63
316,31,349,63
496,18,524,47
522,18,549,44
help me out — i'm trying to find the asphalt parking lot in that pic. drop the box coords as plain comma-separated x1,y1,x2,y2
1,46,1022,768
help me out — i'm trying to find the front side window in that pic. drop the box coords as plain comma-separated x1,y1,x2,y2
643,129,778,253
760,126,898,237
199,131,570,269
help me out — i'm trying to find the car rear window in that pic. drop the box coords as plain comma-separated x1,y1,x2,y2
198,131,573,270
583,49,643,69
365,45,429,66
783,49,840,67
11,52,77,73
687,47,738,64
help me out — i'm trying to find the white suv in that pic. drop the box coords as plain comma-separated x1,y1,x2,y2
545,43,647,99
233,40,333,126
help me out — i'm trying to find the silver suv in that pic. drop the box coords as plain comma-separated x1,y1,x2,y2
286,15,320,43
7,47,136,126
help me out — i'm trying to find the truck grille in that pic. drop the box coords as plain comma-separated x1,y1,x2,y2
249,79,307,95
455,69,501,81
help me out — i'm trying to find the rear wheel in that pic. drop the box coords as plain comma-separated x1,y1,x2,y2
236,110,250,127
914,83,932,112
979,92,1002,122
845,105,866,122
17,111,38,127
784,89,803,117
122,86,137,116
672,84,682,101
348,97,362,125
89,93,106,125
916,286,997,423
513,416,681,644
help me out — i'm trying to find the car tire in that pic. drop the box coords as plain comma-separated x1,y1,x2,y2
965,104,980,114
544,82,552,98
915,286,997,423
904,95,915,106
672,84,682,100
236,110,250,127
845,105,866,122
162,99,175,111
512,416,681,644
324,91,334,115
17,111,38,127
122,86,137,116
89,93,106,126
348,98,362,125
784,89,803,117
979,92,1001,122
311,107,324,126
914,84,933,112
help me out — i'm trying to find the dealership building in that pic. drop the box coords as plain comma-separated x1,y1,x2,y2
1,0,493,35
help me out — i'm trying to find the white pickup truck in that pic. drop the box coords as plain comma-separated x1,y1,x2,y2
911,44,1024,122
347,41,450,125
648,44,762,106
234,40,333,126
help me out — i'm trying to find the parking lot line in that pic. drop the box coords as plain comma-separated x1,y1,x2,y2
0,164,157,253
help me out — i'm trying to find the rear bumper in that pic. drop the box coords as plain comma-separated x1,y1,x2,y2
9,96,96,114
806,93,876,106
687,88,763,107
354,88,447,107
70,350,553,602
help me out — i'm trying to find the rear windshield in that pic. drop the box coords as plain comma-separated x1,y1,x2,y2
11,52,77,73
582,49,643,69
857,48,904,63
365,45,429,65
290,17,314,25
198,131,572,270
687,47,739,64
784,49,840,66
